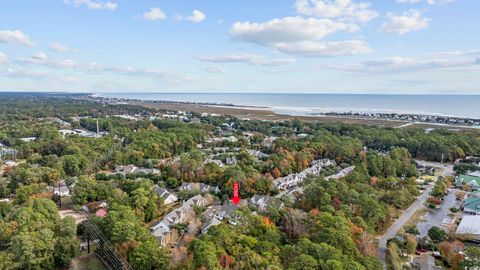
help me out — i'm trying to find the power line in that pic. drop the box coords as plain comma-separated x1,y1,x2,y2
61,139,133,270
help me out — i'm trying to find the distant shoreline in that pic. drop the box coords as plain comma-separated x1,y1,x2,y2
87,94,480,131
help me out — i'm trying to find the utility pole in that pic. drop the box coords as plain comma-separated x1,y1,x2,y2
87,231,90,254
96,119,100,138
58,181,61,208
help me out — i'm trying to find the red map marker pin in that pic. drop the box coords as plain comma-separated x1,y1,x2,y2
231,182,240,205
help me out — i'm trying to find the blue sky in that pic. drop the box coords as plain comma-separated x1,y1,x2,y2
0,0,479,94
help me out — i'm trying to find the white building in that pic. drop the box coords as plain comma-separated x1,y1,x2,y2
456,215,480,240
274,159,335,190
154,186,178,204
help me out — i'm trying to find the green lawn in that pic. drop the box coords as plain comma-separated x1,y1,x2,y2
69,253,108,270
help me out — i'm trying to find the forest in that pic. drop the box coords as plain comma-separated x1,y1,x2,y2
0,95,479,269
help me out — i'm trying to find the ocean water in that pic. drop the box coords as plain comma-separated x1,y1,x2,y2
96,93,480,119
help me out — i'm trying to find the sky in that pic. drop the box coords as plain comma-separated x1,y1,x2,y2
0,0,479,94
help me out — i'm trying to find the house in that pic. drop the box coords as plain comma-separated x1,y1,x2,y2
3,160,17,167
297,133,309,138
462,191,480,215
325,166,356,180
457,175,480,190
0,198,11,203
115,164,139,174
204,159,225,168
135,168,161,175
247,150,270,159
95,208,108,218
179,182,220,194
201,205,240,234
0,147,16,159
226,156,237,165
249,195,274,211
274,159,335,190
154,186,178,204
20,137,37,143
52,185,70,196
201,217,222,234
261,136,277,148
456,215,480,240
150,195,207,246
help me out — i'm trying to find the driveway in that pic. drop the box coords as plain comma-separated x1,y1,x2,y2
417,188,461,237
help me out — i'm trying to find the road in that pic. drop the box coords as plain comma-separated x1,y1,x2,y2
377,183,434,269
377,160,454,269
415,160,454,177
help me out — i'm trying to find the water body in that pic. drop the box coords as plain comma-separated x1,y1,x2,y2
96,93,480,119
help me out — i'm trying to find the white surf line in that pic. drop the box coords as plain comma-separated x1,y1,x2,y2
395,121,480,129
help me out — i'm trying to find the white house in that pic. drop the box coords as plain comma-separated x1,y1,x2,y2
154,186,178,204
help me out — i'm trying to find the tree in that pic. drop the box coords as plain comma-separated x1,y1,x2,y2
462,246,480,269
387,242,401,270
428,226,448,243
405,234,417,254
189,239,221,270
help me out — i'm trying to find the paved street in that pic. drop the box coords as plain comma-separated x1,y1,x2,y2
377,160,454,269
377,183,434,269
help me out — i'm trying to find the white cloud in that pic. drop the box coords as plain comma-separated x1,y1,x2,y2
426,0,455,4
397,0,455,4
64,0,117,10
50,42,77,53
186,10,206,23
19,52,77,68
429,49,480,57
197,54,296,66
274,40,372,56
0,68,49,79
143,8,167,21
32,52,48,61
0,53,7,64
379,10,429,34
331,55,478,73
85,62,196,84
203,65,227,73
294,0,378,22
231,17,355,45
230,16,371,57
0,30,34,47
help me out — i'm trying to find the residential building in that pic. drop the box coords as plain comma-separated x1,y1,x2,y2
150,195,207,246
201,205,240,234
274,159,335,190
154,186,178,204
226,156,237,165
462,191,480,215
115,164,139,174
20,137,37,142
250,195,274,211
325,166,356,180
179,182,220,194
456,215,480,240
95,208,108,218
457,175,480,190
247,150,270,159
